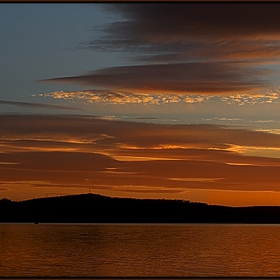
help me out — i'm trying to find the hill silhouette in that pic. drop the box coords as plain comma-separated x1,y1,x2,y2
1,193,280,223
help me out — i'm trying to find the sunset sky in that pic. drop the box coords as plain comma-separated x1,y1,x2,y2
2,3,280,206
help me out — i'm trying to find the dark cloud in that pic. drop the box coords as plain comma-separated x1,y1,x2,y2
0,100,80,110
41,62,267,94
89,4,280,58
108,4,280,38
44,3,280,96
135,41,280,64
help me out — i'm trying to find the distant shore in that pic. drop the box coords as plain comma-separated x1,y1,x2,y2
1,193,280,223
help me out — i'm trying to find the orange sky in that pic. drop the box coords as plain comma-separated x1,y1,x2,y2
2,4,280,207
1,114,280,206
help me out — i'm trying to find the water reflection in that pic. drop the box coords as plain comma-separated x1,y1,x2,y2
1,224,280,276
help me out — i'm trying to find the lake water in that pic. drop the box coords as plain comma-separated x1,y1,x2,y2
1,223,280,277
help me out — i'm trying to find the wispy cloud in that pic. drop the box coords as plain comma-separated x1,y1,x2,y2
0,100,80,110
2,115,280,205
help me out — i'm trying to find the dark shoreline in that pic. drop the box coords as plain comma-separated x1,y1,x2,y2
1,193,280,224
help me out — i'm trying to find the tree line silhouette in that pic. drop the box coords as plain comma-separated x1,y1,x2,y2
1,193,280,223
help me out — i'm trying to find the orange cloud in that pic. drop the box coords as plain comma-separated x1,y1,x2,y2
2,115,280,205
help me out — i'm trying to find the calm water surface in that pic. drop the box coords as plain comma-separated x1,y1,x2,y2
1,224,280,276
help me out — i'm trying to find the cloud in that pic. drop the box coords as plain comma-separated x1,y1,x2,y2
41,4,280,97
91,4,280,59
3,114,280,151
44,90,192,105
41,61,268,95
3,114,280,204
134,41,280,64
42,89,280,109
44,90,162,104
0,100,80,110
109,4,280,38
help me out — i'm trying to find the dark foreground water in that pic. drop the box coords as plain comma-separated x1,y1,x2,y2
1,223,280,276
